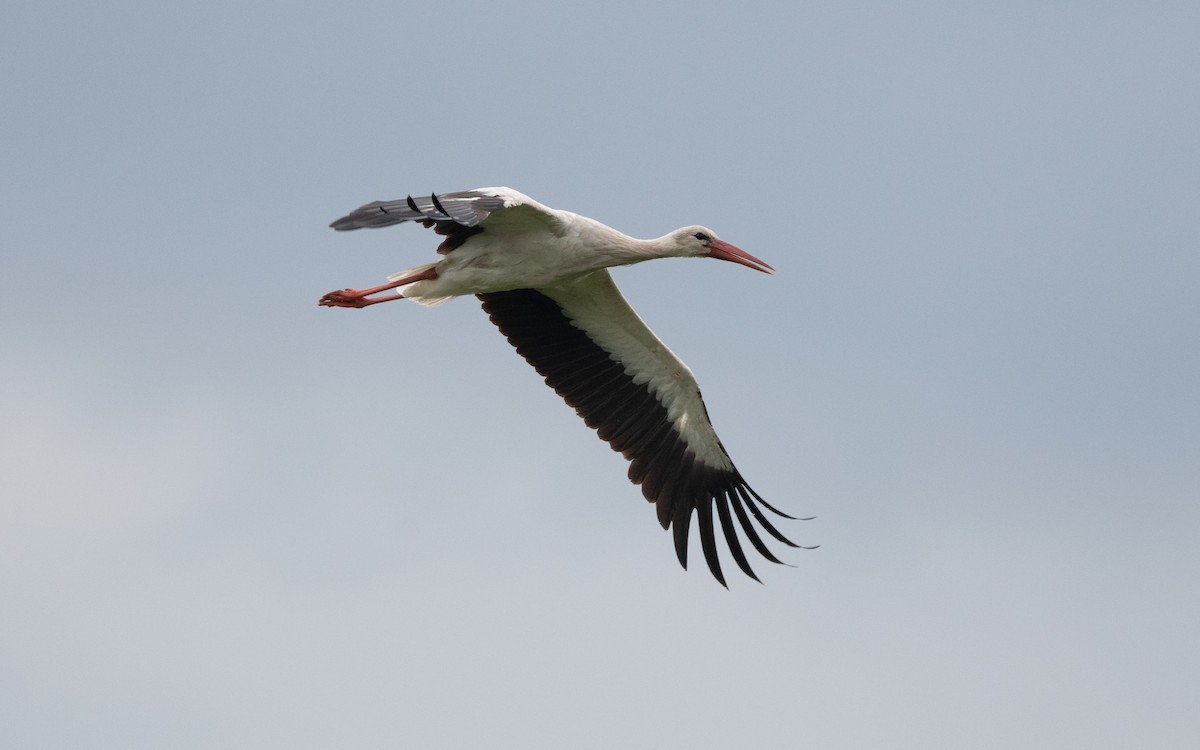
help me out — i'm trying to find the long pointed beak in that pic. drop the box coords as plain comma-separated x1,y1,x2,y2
707,239,774,274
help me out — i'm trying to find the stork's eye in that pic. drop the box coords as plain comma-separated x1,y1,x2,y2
693,232,711,241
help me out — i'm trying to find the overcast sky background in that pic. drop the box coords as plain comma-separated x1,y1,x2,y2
3,2,1198,748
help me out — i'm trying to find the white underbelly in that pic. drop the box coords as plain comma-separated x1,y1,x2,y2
412,241,603,300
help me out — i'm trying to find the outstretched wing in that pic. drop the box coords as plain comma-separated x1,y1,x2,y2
478,271,802,586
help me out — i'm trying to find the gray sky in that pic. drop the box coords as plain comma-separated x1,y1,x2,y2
3,2,1198,747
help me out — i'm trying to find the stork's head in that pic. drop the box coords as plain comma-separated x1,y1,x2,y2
669,226,774,273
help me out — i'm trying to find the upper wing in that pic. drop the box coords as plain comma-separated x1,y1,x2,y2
478,271,801,586
329,187,560,254
330,189,509,230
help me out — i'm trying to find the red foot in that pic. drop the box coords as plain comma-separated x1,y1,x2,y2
318,289,400,308
318,267,437,309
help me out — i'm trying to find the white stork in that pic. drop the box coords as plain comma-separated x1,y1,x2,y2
319,187,807,585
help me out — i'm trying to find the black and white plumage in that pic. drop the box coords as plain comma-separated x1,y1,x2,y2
320,187,807,585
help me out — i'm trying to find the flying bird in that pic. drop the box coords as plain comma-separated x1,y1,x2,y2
319,187,807,585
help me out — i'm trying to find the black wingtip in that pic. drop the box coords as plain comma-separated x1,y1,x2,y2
716,491,761,583
730,493,785,566
739,489,801,549
430,192,451,218
695,500,727,587
673,503,691,571
742,483,799,520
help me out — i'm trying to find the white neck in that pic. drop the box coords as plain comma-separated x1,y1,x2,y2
558,212,685,269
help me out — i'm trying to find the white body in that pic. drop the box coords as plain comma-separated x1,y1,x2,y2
392,189,671,304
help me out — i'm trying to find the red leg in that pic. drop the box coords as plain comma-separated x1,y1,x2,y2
319,267,438,309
